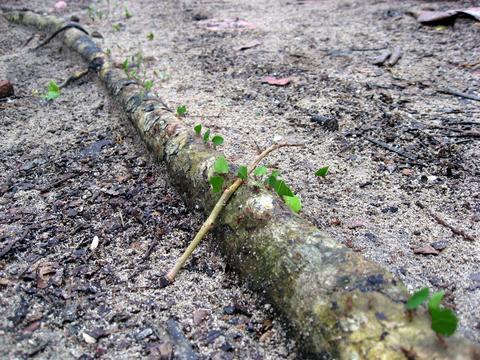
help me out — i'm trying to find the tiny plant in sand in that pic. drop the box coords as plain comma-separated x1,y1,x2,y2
87,5,105,21
176,105,187,117
315,166,329,177
112,23,122,32
144,79,154,92
406,287,458,337
147,32,154,41
45,80,60,101
124,7,132,19
164,125,303,283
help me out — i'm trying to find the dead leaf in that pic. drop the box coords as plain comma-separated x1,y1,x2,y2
260,76,291,86
347,220,365,229
22,320,41,334
82,332,97,344
414,7,480,25
413,245,440,255
36,262,57,289
198,18,256,31
259,330,273,342
235,40,262,51
415,10,459,25
0,277,12,286
461,7,480,21
193,308,209,325
90,235,99,251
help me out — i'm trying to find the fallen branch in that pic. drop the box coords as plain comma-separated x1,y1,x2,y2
6,9,479,358
416,201,475,242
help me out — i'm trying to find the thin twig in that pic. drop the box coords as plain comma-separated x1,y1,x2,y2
165,143,302,283
364,136,419,161
438,87,480,102
416,201,475,241
59,69,90,88
34,23,89,50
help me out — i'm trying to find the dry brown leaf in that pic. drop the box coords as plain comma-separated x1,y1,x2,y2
415,7,480,25
260,76,291,86
36,262,57,289
413,245,440,255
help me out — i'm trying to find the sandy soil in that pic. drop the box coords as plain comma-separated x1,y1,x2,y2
1,0,479,355
0,12,295,360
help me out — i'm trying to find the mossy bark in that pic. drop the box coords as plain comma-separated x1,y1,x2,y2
4,10,480,359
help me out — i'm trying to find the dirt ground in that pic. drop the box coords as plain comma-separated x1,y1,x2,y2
1,0,479,357
0,12,296,360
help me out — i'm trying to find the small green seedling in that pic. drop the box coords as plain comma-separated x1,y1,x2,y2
124,7,132,19
112,23,122,32
406,287,458,337
209,176,224,193
208,156,230,192
214,156,229,174
121,58,129,72
203,129,211,143
253,166,268,177
144,80,154,91
45,80,60,101
315,166,329,177
211,135,224,147
283,195,302,213
176,105,187,117
237,166,248,180
405,287,429,310
265,170,302,213
87,5,104,21
194,124,202,135
147,32,154,41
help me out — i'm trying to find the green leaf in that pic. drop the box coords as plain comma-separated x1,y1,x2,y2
45,80,60,101
209,176,224,193
428,291,445,312
237,165,248,180
430,308,458,336
406,287,430,310
203,129,211,143
214,156,229,174
124,7,132,19
147,32,154,41
267,170,280,188
144,80,153,91
193,124,202,136
211,135,224,147
121,58,129,72
253,166,268,177
274,180,294,197
283,195,302,213
176,105,187,116
315,166,329,177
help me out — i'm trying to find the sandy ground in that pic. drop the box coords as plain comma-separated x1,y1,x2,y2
1,0,479,355
0,13,296,360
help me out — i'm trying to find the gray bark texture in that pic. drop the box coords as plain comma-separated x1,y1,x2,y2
4,9,480,359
